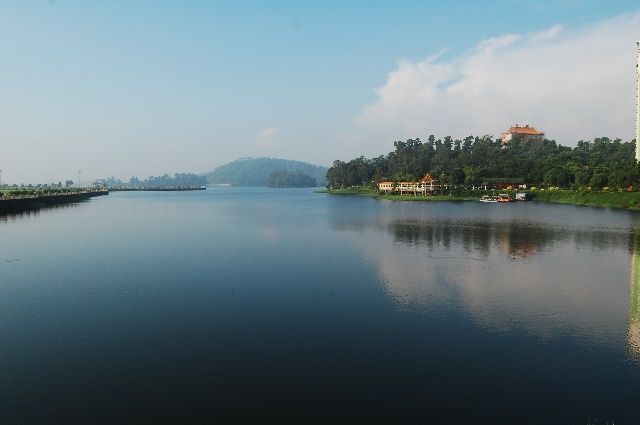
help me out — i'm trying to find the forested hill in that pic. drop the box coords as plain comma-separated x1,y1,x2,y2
206,158,328,186
266,170,317,188
326,136,639,190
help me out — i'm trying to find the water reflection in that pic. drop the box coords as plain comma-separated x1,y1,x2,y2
0,201,84,221
389,218,630,258
629,231,640,359
331,205,634,341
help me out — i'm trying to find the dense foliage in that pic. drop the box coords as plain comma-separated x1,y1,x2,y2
266,170,317,188
327,135,638,190
206,158,328,186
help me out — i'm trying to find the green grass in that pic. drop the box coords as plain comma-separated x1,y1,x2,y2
529,189,640,210
321,187,640,210
320,186,485,201
316,187,377,196
377,193,477,202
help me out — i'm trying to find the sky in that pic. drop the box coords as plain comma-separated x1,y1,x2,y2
1,1,639,183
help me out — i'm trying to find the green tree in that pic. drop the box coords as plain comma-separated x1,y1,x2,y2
589,172,608,189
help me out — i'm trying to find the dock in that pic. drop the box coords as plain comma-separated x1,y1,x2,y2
0,188,109,212
108,186,207,191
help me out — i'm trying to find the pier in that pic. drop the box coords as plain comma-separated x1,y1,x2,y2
108,186,207,191
0,188,109,212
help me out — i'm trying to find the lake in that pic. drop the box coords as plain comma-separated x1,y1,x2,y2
1,187,640,424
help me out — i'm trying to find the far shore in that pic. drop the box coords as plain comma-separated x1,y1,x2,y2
319,187,640,210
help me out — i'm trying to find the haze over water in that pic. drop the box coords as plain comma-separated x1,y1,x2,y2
2,188,640,424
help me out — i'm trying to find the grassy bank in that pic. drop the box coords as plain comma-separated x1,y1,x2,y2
319,187,482,201
317,187,378,196
528,189,640,210
320,187,640,210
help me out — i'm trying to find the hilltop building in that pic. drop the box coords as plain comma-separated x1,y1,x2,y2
500,124,544,145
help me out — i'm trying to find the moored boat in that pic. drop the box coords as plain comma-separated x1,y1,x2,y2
497,193,513,202
480,195,498,203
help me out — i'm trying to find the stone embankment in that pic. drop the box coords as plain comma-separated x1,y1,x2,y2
108,186,207,191
0,189,109,212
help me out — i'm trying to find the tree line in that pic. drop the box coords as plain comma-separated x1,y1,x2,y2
103,173,207,188
326,135,639,190
266,170,317,188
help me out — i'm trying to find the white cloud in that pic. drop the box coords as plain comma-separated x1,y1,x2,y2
528,25,563,43
347,13,640,155
342,221,629,341
255,126,280,149
253,125,313,161
476,33,522,53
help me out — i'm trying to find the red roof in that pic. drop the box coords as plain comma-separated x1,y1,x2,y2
505,125,544,136
420,173,438,183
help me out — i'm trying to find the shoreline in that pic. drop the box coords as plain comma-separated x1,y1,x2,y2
0,189,109,213
109,186,207,191
319,188,640,210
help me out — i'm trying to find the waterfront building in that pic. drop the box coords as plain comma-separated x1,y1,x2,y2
378,173,438,195
500,124,544,145
378,181,394,192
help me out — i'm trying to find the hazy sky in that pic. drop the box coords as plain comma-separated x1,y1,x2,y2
1,1,639,183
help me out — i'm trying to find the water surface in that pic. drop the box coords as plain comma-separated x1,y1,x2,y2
1,188,639,424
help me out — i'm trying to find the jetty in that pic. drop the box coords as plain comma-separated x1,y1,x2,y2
0,188,109,212
108,186,207,191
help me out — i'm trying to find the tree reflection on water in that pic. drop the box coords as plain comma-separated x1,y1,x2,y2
629,229,640,360
331,206,637,346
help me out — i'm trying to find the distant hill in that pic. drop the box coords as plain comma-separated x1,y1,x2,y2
266,170,317,188
206,158,328,186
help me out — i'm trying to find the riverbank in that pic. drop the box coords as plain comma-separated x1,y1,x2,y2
0,188,108,213
321,187,477,201
528,190,640,210
320,187,640,210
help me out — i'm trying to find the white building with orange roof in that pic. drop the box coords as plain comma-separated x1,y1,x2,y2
378,173,438,195
500,124,544,145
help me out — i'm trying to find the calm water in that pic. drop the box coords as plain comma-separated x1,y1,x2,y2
1,187,640,424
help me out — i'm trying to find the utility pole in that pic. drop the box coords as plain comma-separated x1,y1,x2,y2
636,40,640,162
77,170,82,188
0,169,3,187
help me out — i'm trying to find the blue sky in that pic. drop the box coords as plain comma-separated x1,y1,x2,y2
1,0,639,182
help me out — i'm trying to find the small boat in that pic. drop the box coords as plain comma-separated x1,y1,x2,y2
515,192,528,201
497,193,513,202
480,195,498,203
